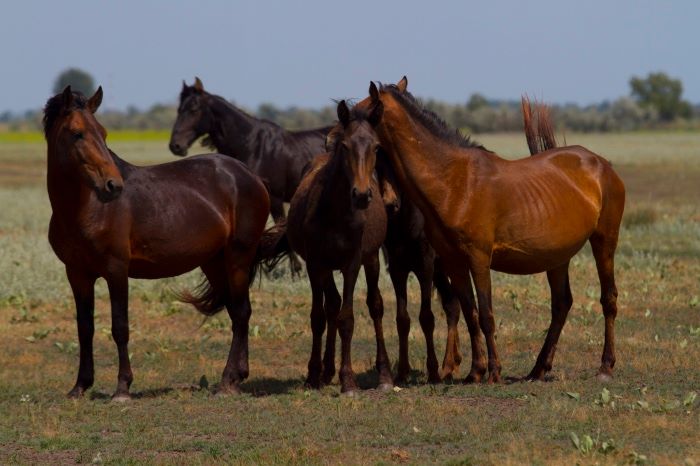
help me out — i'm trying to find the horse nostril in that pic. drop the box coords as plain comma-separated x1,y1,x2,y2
169,142,182,154
352,187,359,198
368,189,373,200
105,179,122,194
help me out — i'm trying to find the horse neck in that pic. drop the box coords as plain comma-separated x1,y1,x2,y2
46,147,95,221
378,113,475,223
206,96,259,159
317,153,357,221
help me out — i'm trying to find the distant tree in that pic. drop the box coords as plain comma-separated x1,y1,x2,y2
52,68,96,96
629,72,691,121
257,103,281,122
467,93,488,111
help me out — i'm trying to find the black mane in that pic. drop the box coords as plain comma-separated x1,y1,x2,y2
43,91,88,138
380,84,488,151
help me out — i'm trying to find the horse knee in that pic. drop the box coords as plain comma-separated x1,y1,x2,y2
418,307,435,332
366,293,384,319
478,314,495,335
600,290,618,317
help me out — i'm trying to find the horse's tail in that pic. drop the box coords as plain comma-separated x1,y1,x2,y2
521,95,558,155
176,279,227,317
249,219,293,284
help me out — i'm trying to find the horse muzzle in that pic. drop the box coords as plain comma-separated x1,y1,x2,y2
169,141,188,156
351,187,373,210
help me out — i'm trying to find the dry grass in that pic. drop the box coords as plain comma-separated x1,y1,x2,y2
0,133,698,465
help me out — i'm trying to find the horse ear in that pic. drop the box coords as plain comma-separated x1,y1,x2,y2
182,80,188,92
194,77,204,93
368,100,384,127
87,86,103,113
396,76,408,93
337,100,350,127
369,81,379,102
61,85,74,108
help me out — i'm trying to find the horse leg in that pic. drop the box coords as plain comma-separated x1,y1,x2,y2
321,275,341,385
469,256,502,383
388,263,411,384
447,268,487,383
106,272,133,401
434,260,464,380
66,268,96,398
527,263,573,380
305,265,327,389
365,253,393,390
337,257,362,394
590,232,620,381
220,248,255,394
415,258,440,384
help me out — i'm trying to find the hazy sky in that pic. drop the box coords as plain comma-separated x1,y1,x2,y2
1,0,698,113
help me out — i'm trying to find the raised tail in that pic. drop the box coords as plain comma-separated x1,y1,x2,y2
521,95,558,155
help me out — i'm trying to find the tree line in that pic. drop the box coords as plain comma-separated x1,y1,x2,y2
2,69,698,133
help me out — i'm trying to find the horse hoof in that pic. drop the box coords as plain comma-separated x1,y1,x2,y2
305,377,322,390
341,388,359,397
111,393,131,403
216,384,242,396
463,375,479,384
67,387,85,399
596,372,613,383
486,374,502,384
377,383,394,392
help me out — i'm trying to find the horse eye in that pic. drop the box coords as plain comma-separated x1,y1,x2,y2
73,132,84,141
374,146,381,154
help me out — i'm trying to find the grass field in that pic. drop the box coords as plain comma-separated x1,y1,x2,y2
0,132,698,465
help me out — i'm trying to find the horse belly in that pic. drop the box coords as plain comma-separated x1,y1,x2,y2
128,222,229,279
491,235,590,274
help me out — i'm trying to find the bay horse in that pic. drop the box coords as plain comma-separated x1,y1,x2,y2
355,77,625,383
169,77,332,223
263,99,391,394
44,86,270,400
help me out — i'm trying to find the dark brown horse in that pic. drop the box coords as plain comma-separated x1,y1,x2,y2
44,86,270,400
355,77,625,383
378,158,466,384
169,77,332,223
263,100,391,394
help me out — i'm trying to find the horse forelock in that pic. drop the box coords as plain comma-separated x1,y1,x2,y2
43,92,89,139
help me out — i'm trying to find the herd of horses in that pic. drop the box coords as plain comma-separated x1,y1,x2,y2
43,76,625,400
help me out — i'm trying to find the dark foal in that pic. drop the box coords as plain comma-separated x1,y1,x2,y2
264,100,391,394
44,87,270,399
378,159,466,384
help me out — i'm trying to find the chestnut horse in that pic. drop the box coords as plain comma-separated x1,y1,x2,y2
169,77,332,223
44,86,270,399
355,77,625,383
263,100,391,394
